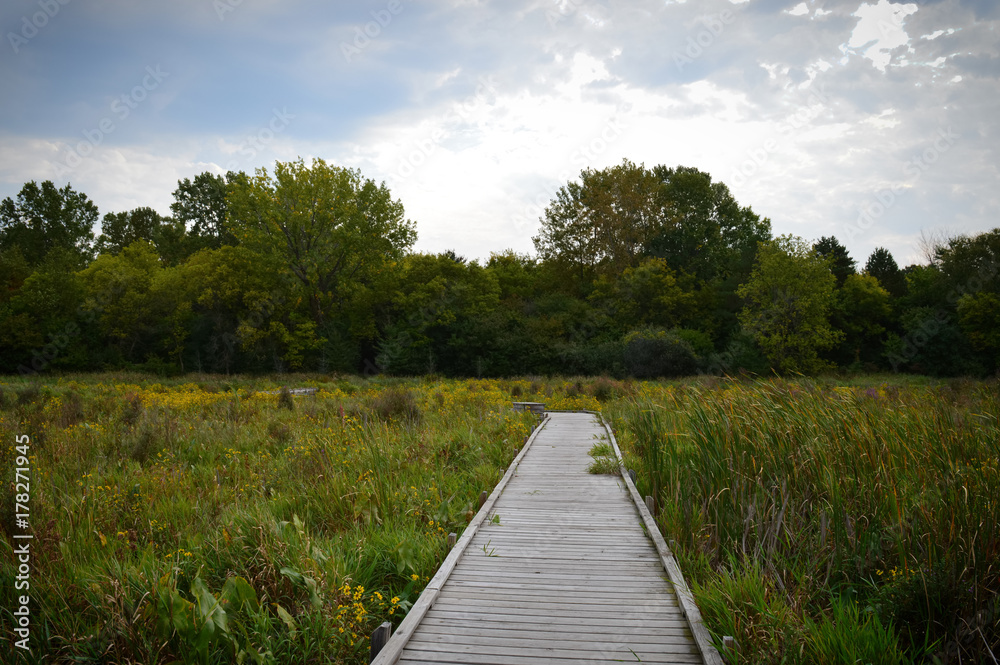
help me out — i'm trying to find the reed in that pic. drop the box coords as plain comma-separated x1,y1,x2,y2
607,377,1000,664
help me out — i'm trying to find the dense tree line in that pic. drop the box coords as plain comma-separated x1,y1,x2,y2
1,158,997,378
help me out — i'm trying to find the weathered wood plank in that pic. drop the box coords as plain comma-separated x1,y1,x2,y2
376,411,717,665
422,610,693,628
406,632,698,652
417,618,693,636
403,640,700,659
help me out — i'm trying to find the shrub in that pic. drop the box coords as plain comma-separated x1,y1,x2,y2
372,387,421,424
590,377,617,402
16,384,41,407
622,329,698,378
267,420,292,444
59,390,85,428
121,391,144,427
277,386,294,411
130,425,157,465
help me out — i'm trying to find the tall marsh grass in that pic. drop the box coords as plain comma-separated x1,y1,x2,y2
608,378,999,663
0,374,539,664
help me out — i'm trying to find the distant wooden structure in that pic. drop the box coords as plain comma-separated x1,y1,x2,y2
511,401,545,415
370,411,723,665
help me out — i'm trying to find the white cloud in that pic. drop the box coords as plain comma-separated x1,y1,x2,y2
846,0,919,71
1,0,998,268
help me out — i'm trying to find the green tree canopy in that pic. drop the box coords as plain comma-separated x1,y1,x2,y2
171,172,236,251
647,165,771,281
737,235,843,374
0,180,97,266
957,292,1000,372
532,161,770,288
588,257,701,332
376,252,501,375
832,273,892,365
78,241,166,362
97,207,168,255
227,158,416,328
813,236,856,286
532,159,659,283
864,246,906,298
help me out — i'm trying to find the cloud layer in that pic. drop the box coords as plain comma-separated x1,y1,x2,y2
2,0,997,266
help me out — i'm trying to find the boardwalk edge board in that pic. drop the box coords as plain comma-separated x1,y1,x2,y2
594,411,726,665
369,414,552,665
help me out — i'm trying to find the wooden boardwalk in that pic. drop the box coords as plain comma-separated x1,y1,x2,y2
372,411,723,665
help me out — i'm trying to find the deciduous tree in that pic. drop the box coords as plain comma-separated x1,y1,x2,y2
226,158,416,328
737,235,843,374
532,160,659,282
0,180,97,266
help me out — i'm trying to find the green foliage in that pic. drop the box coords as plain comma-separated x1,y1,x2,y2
227,157,416,328
0,375,535,664
532,161,770,290
958,291,1000,370
78,241,170,364
0,180,98,266
647,165,771,282
586,440,619,474
171,171,237,251
813,235,856,286
831,273,892,366
738,235,843,374
277,385,294,410
155,572,275,664
376,252,501,376
533,159,660,282
589,257,702,332
609,378,1000,664
97,207,169,255
803,596,904,665
622,328,699,378
865,246,906,298
370,387,421,424
1,167,999,378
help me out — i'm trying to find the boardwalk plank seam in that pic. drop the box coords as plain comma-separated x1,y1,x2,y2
372,411,721,665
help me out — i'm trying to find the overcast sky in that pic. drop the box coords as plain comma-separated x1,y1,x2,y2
1,0,997,266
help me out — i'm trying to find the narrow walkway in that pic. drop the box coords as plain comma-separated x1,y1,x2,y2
377,411,717,665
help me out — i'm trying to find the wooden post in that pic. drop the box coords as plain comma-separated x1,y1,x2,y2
722,636,737,663
644,495,654,514
478,490,488,509
447,532,457,549
370,621,392,663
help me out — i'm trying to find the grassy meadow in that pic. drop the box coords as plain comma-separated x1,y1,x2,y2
1,373,997,664
605,377,1000,664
